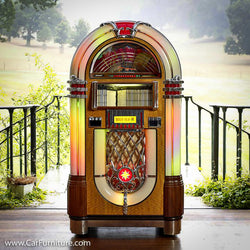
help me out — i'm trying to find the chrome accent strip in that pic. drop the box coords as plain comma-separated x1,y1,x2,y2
67,87,88,92
163,95,184,99
67,75,87,85
123,191,128,215
92,81,98,110
153,81,158,110
67,95,88,99
164,75,184,85
163,87,184,91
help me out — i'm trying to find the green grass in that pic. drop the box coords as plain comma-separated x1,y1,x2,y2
0,71,43,105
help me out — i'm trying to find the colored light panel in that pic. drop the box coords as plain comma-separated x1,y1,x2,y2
70,98,86,176
165,98,182,176
78,98,85,175
70,98,78,175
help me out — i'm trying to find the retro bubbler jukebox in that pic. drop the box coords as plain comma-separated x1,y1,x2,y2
67,21,184,235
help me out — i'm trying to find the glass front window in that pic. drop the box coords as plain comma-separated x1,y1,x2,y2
90,42,161,78
92,82,158,109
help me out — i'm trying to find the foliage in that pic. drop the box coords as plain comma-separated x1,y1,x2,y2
17,0,57,10
0,53,69,184
70,19,90,47
187,0,230,40
37,23,52,46
0,187,47,209
15,5,41,46
185,176,250,208
37,5,64,35
225,0,250,54
224,36,243,54
226,119,250,131
54,20,71,49
0,0,57,42
0,0,15,41
12,3,64,46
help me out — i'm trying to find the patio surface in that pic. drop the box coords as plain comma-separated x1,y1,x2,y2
0,165,249,249
0,208,249,250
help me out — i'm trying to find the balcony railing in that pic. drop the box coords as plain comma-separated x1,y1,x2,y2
184,96,250,180
0,96,67,179
0,95,249,182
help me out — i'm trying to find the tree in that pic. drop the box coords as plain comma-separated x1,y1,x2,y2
4,2,64,46
225,0,250,55
18,0,57,10
0,0,57,42
54,20,71,52
38,5,64,35
187,0,230,40
37,23,52,48
14,5,41,46
0,0,15,41
70,19,90,47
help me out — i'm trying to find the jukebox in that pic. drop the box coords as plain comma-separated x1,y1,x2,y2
67,21,184,235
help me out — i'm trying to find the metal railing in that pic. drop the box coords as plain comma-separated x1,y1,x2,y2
1,94,249,182
184,96,250,180
0,96,67,178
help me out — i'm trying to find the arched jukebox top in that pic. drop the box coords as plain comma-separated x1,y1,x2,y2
68,21,184,214
69,20,182,84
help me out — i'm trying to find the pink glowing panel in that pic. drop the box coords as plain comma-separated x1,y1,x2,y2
172,98,182,175
165,99,182,176
165,99,173,176
78,98,85,175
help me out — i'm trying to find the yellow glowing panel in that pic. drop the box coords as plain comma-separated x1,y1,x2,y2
114,116,137,123
70,98,78,175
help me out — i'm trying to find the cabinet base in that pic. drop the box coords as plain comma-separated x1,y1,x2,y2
70,217,182,236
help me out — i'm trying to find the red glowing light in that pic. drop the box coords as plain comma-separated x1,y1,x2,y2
118,168,133,182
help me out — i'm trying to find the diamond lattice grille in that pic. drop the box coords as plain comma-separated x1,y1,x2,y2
105,130,146,192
